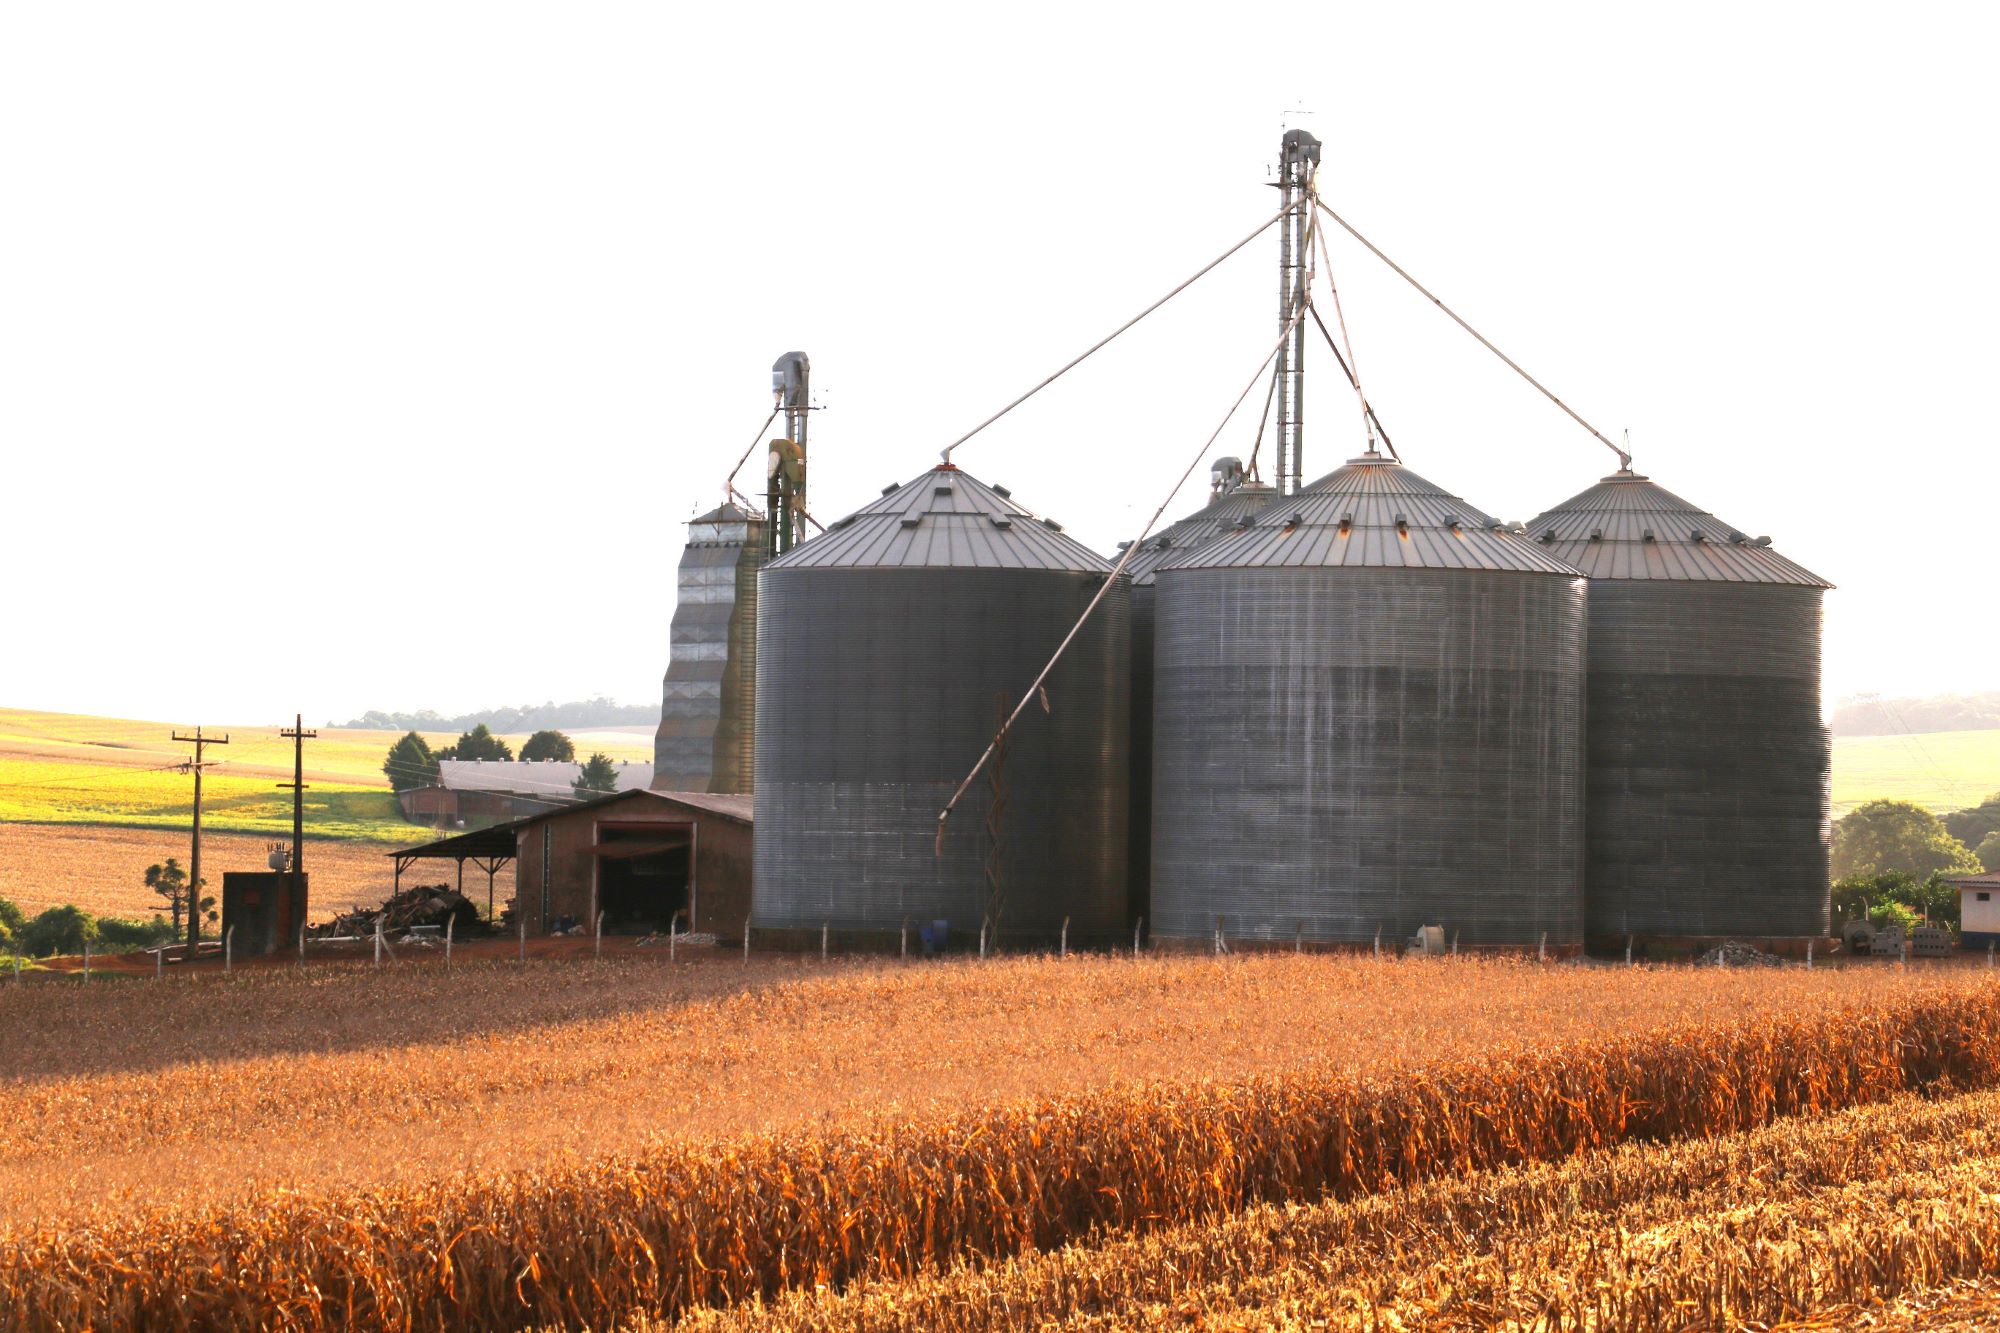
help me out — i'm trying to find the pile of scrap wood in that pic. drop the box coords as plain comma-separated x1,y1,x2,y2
317,884,481,938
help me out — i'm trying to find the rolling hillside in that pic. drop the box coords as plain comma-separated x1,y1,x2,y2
0,708,655,842
1829,728,2000,815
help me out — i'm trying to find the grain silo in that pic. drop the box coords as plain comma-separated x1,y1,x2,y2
1150,450,1587,949
653,502,765,794
753,464,1128,947
1118,458,1273,930
1524,469,1832,944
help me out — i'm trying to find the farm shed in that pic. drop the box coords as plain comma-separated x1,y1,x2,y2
1954,872,2000,949
512,789,752,938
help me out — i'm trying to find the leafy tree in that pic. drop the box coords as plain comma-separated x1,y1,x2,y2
1833,871,1916,928
21,905,97,958
1831,799,1981,880
439,723,513,763
1836,869,1965,931
573,752,621,799
1980,831,2000,873
382,731,440,792
1947,792,2000,854
145,858,190,932
1869,901,1921,935
0,896,22,941
520,729,576,763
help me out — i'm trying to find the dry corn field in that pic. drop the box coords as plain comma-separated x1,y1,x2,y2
5,954,2000,1330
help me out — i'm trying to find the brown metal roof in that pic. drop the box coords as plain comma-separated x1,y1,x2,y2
506,787,755,831
1164,454,1582,576
647,790,754,824
1524,471,1831,586
766,466,1112,573
1120,483,1275,586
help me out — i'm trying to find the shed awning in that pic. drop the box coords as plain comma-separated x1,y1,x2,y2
387,825,519,868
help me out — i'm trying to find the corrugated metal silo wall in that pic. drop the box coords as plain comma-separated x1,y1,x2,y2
1127,581,1156,931
1151,568,1586,946
754,568,1129,944
655,540,764,793
709,545,761,793
1583,582,1829,939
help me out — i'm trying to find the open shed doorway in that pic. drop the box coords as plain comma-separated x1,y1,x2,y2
595,823,691,933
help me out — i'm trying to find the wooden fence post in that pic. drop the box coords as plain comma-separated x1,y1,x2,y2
1060,916,1069,959
445,914,455,969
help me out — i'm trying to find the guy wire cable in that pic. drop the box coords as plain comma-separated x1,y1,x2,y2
938,202,1300,464
1314,198,1632,471
720,408,780,500
1309,197,1385,455
935,301,1312,850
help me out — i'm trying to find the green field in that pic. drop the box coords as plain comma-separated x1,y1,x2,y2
1830,729,2000,816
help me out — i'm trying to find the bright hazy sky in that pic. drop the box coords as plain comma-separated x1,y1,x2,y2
3,2,1994,726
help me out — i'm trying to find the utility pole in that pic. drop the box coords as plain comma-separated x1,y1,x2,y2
172,726,229,957
278,714,316,874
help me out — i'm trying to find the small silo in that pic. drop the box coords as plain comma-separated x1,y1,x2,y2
654,502,766,794
753,464,1128,947
1150,451,1587,948
1117,460,1273,930
1525,469,1832,944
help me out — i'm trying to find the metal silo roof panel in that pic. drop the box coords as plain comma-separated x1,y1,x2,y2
770,466,1114,573
1167,456,1580,576
1524,471,1831,586
1118,484,1276,585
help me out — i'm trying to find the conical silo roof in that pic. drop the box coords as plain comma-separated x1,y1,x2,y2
1120,482,1275,586
1163,453,1579,575
1524,470,1830,586
767,465,1112,573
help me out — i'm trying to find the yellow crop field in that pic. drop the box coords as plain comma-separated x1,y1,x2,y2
0,756,410,841
1,952,1997,1330
0,707,658,852
1831,727,2000,815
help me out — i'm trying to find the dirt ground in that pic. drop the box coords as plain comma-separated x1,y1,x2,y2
0,821,516,924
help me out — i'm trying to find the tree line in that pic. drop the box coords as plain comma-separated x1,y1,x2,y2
1831,691,2000,737
339,697,653,734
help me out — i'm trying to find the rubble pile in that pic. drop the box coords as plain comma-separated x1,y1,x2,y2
1698,940,1788,968
318,884,482,939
